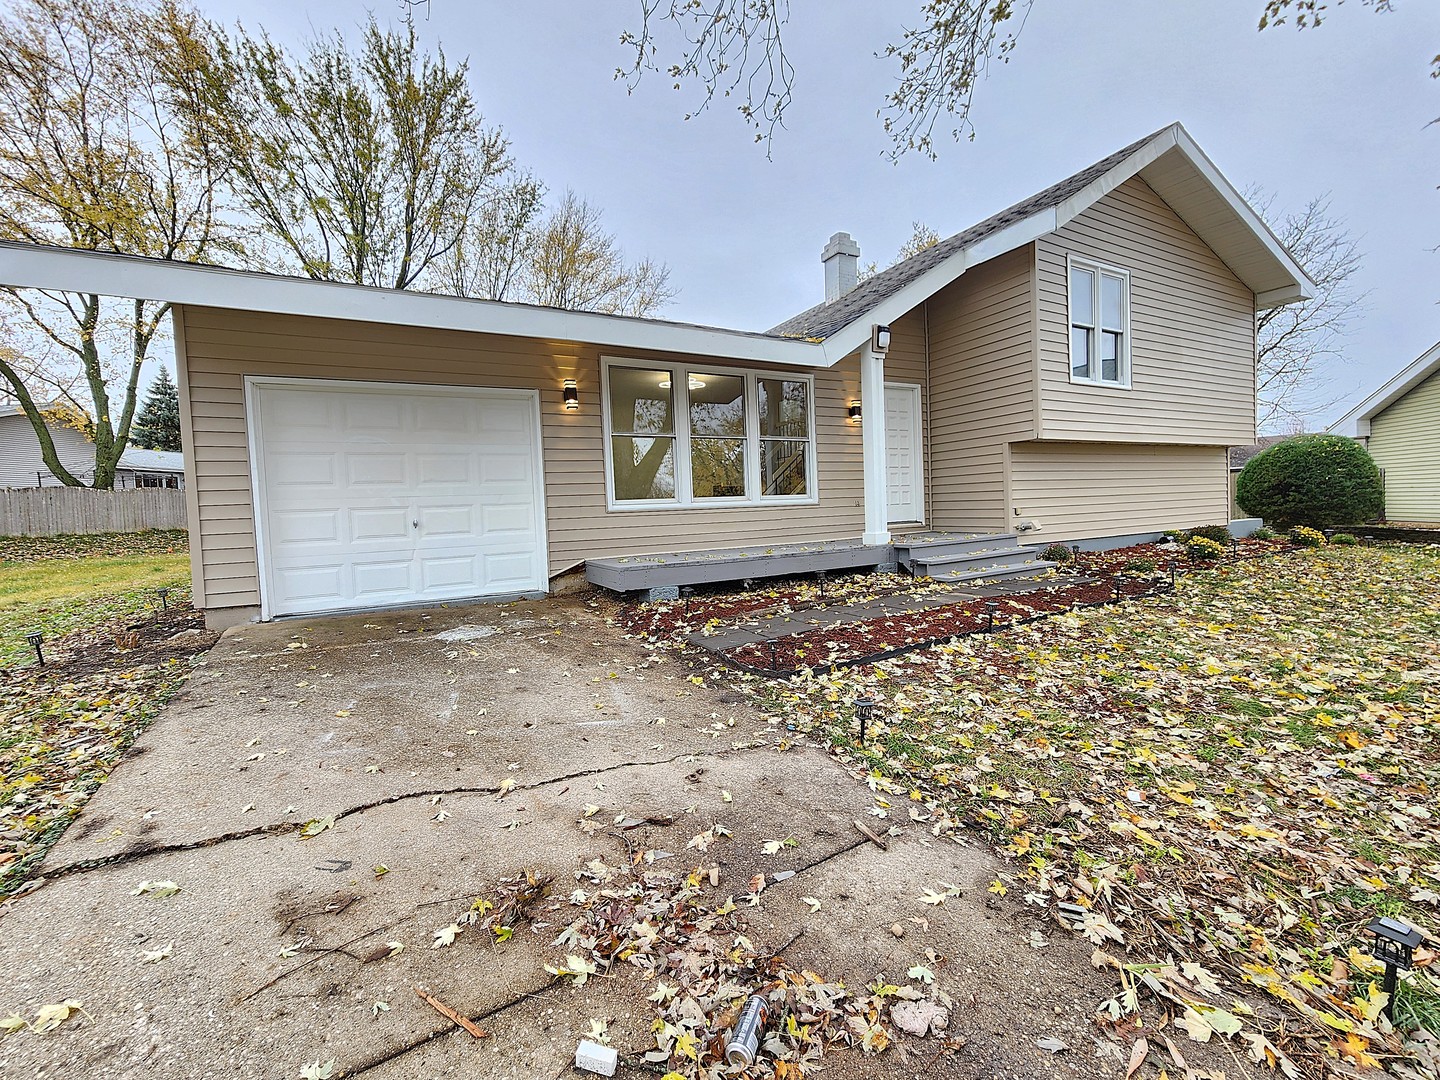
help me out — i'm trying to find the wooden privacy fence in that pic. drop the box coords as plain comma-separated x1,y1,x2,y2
0,487,187,537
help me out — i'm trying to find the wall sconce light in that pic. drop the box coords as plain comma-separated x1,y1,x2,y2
562,379,579,411
1367,916,1424,1017
848,400,862,423
871,324,891,353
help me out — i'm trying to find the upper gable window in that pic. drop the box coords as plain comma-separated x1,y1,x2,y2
1068,258,1130,387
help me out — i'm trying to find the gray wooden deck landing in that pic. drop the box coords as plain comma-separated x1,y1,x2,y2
585,531,1043,594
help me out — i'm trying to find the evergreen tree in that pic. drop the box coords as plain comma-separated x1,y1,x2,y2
132,367,182,452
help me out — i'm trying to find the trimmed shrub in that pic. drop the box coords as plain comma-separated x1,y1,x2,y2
1250,526,1278,541
1188,524,1232,544
1290,525,1327,548
1161,529,1188,544
1235,434,1383,528
1126,557,1157,573
1331,532,1358,546
1187,535,1226,561
1041,543,1074,563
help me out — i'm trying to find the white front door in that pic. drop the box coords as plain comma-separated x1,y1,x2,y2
885,383,924,524
249,379,548,618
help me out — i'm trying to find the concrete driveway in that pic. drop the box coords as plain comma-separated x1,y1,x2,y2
0,594,1116,1079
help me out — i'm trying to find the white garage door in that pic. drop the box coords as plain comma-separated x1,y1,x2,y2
250,380,547,618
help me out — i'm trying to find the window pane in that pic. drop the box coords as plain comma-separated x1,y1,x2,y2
758,379,808,438
761,439,809,496
609,367,673,435
691,437,745,499
1069,266,1095,324
688,373,745,437
1071,326,1091,378
1100,273,1124,330
611,435,675,501
1101,331,1121,382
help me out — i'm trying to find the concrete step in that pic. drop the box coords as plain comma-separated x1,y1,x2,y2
911,544,1040,578
893,532,1020,569
920,559,1057,586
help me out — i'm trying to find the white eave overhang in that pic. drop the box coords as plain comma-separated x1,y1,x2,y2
818,122,1316,360
0,241,834,369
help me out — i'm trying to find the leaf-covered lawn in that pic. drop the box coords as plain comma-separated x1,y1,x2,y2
767,545,1440,1075
0,534,213,897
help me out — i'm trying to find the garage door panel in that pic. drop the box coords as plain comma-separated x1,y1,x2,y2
352,559,415,598
271,509,341,545
255,381,545,617
346,453,408,487
273,564,345,604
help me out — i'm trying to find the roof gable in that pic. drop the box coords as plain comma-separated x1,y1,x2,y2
1332,340,1440,436
772,122,1314,353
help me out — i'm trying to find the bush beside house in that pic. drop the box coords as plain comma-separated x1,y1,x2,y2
1236,434,1383,529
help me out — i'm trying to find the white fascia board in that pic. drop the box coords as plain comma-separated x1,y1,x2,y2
1330,340,1440,433
0,242,829,369
1054,126,1181,227
818,211,1061,362
1054,123,1316,305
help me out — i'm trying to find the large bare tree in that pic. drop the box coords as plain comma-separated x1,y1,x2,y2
0,0,226,487
619,1,1427,159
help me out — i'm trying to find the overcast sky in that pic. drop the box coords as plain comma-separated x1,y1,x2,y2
213,0,1438,429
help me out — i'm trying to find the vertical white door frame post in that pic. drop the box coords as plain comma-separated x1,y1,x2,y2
860,341,891,546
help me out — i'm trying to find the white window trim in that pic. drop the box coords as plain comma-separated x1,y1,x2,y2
1066,255,1132,390
600,356,819,512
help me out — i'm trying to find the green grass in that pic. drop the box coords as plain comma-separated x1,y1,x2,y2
0,552,190,665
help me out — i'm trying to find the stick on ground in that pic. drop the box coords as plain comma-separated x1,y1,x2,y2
415,987,490,1039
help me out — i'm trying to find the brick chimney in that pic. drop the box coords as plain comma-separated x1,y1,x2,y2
822,231,860,303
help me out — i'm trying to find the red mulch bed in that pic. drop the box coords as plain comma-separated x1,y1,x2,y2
727,575,1160,671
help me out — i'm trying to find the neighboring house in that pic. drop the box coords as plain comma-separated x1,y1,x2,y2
1331,341,1440,524
0,405,186,489
0,122,1312,628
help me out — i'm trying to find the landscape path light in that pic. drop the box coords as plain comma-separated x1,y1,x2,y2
25,632,44,666
1367,916,1424,1018
855,697,876,741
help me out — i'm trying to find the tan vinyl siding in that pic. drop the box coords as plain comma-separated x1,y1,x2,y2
1036,176,1256,445
925,245,1036,531
1369,369,1440,523
1010,441,1230,540
179,306,870,613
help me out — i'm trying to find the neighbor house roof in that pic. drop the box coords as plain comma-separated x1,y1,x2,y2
774,122,1314,343
119,447,183,473
0,122,1313,371
1331,341,1440,437
1228,435,1294,470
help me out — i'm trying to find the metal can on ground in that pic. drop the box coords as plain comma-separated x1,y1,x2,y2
725,995,770,1067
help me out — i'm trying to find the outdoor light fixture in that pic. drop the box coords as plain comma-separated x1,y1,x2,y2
985,600,998,633
816,570,827,601
1071,544,1081,561
25,632,44,667
768,639,779,671
1169,561,1178,589
871,324,892,353
1367,916,1425,1017
1113,576,1125,602
562,379,579,411
156,586,170,611
855,697,877,741
680,585,694,615
848,400,862,423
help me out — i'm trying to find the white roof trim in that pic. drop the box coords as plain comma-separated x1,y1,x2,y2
0,242,832,369
1331,340,1440,437
819,123,1316,355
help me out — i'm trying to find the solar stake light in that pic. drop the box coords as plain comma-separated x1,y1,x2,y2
25,632,44,666
1113,575,1125,602
156,586,171,611
816,570,827,601
1169,562,1178,588
855,697,877,741
768,639,779,672
1367,916,1424,1017
1071,544,1081,562
985,600,998,633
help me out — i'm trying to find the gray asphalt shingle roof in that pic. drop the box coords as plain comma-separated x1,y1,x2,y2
768,127,1168,341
